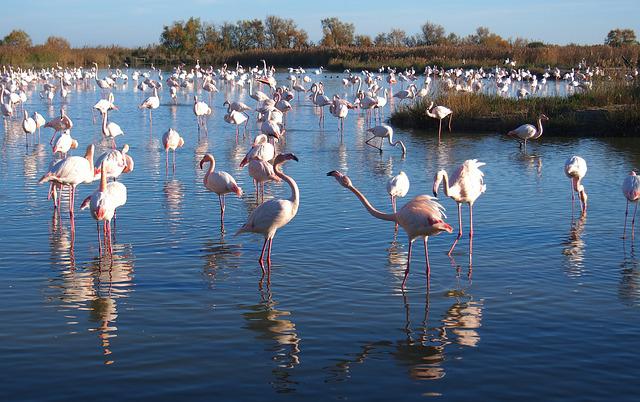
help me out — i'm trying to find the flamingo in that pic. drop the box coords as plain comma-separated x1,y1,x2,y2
623,171,640,239
327,170,452,288
51,130,78,158
387,171,410,230
248,159,281,202
33,111,46,139
93,93,118,123
236,154,299,274
94,144,132,181
433,160,486,262
223,100,251,115
193,96,212,132
224,110,249,141
240,134,276,167
139,87,160,124
22,109,37,147
80,162,127,255
506,114,549,152
101,109,124,148
365,124,406,156
199,153,243,231
393,84,416,103
44,108,73,144
425,102,453,143
564,156,588,216
260,109,285,143
162,128,184,173
38,144,95,221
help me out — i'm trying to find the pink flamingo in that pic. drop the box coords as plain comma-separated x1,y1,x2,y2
564,156,588,216
622,171,640,239
162,128,184,173
327,170,452,288
200,153,243,232
433,160,486,264
237,154,299,276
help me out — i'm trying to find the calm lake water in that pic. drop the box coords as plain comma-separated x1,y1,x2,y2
1,71,639,401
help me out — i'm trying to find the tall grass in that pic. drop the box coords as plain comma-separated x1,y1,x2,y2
389,80,640,136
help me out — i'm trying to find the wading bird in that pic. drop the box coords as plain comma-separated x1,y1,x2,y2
387,171,410,230
622,171,640,239
425,102,453,143
327,170,452,289
200,153,243,232
365,124,406,156
162,128,184,173
506,114,549,152
564,156,588,216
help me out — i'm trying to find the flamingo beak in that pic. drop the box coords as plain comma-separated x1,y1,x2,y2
239,155,249,167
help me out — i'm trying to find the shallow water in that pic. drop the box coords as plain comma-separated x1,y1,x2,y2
1,72,639,401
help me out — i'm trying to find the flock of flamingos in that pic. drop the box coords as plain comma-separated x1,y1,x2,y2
1,60,639,289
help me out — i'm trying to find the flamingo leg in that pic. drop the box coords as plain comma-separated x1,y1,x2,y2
448,203,463,255
218,194,225,232
632,202,638,241
624,200,629,239
267,238,273,268
570,179,575,214
165,150,169,173
438,119,442,143
424,236,431,280
97,222,102,255
173,149,176,173
402,239,413,289
391,195,398,230
469,203,474,267
258,237,269,274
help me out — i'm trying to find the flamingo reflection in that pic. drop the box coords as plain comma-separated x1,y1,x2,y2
562,216,587,278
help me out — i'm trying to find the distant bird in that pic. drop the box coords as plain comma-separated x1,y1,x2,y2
162,128,184,173
200,153,243,231
51,130,78,158
433,160,486,261
564,156,588,216
193,96,212,131
425,102,453,143
38,144,95,220
22,109,37,147
506,114,549,152
622,171,640,239
101,109,124,148
33,111,46,138
327,170,452,289
224,110,249,141
237,154,299,274
81,162,127,255
387,171,410,230
139,87,160,124
365,124,406,156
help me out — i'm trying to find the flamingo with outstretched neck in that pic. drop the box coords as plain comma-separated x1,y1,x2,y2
327,170,452,289
507,114,549,152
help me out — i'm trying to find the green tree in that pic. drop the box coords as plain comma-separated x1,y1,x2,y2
265,16,308,48
420,22,445,45
320,17,355,47
467,26,508,47
160,17,202,54
605,29,637,46
386,29,407,47
2,29,32,47
236,19,266,49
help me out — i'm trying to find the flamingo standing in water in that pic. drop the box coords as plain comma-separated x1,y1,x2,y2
38,144,95,222
33,111,46,140
327,170,452,289
94,144,133,181
425,102,453,143
564,156,588,216
365,124,406,156
224,109,249,141
51,130,78,158
81,162,127,255
622,171,640,239
433,159,486,264
22,109,37,147
506,114,549,152
240,134,276,167
139,87,160,124
387,171,410,230
101,109,124,148
236,154,299,275
193,96,212,132
200,153,243,231
162,128,184,173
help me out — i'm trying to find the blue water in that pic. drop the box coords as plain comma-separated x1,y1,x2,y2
1,71,639,401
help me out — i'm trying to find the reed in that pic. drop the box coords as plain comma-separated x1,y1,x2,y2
389,80,640,136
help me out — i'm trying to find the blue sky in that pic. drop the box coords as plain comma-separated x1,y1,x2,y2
2,0,638,47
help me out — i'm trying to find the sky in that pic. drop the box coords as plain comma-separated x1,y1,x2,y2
2,0,639,47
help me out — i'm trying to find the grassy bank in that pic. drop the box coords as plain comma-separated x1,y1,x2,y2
1,44,638,72
389,81,640,136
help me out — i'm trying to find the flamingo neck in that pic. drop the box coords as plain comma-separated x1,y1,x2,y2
438,171,452,197
346,185,396,223
204,158,215,183
101,111,108,132
276,166,299,211
534,117,544,139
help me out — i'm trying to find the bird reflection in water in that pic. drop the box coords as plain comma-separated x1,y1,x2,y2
163,179,184,233
242,283,301,393
201,233,242,287
514,152,543,179
325,284,483,383
562,216,587,278
619,242,640,307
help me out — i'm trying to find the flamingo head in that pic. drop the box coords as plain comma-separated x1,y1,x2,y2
177,137,185,148
123,154,134,173
428,218,453,234
199,153,214,169
630,170,637,176
274,153,298,167
326,170,352,188
70,139,79,150
540,114,549,121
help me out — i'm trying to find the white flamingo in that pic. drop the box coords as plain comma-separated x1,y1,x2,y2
506,114,549,152
564,156,588,216
623,171,640,239
162,128,184,173
365,124,406,156
387,171,410,230
200,153,243,231
426,102,453,143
